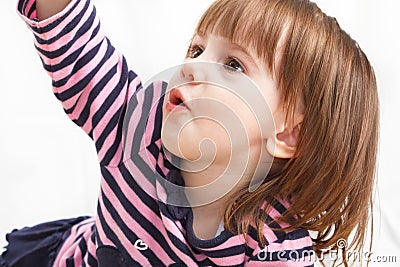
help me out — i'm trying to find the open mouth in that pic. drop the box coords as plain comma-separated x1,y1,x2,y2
166,88,189,112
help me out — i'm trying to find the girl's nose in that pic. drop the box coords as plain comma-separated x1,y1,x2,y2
181,61,208,84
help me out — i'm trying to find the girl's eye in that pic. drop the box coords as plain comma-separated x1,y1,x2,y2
188,45,203,58
225,58,245,73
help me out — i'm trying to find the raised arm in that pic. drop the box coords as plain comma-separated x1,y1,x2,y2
17,0,144,166
36,0,72,20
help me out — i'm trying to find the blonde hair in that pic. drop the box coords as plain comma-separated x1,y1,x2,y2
195,0,379,265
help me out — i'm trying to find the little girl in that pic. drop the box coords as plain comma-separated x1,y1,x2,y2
2,0,378,266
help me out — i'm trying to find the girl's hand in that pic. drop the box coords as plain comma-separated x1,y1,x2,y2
36,0,72,20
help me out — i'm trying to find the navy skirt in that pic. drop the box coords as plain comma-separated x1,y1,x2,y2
1,216,90,267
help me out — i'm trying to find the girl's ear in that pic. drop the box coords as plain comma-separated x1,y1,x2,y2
266,114,303,158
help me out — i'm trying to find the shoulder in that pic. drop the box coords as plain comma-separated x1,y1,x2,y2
245,198,315,264
264,197,313,247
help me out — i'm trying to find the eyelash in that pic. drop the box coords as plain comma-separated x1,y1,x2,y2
187,44,246,73
187,45,203,59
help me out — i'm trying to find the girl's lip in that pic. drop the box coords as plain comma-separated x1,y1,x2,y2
166,88,190,112
165,101,189,112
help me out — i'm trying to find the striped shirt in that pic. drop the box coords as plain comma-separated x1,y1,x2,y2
17,0,314,266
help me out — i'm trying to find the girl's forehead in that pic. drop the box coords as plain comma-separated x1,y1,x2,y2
192,30,284,75
195,12,288,75
192,32,259,60
195,0,327,77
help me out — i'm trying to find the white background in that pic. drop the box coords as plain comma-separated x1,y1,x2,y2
1,0,399,266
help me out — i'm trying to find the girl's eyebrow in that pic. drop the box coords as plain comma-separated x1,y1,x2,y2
228,42,260,71
192,32,206,42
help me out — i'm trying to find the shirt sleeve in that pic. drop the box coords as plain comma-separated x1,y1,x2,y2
17,0,143,167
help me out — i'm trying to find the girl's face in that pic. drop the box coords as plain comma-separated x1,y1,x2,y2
161,33,282,183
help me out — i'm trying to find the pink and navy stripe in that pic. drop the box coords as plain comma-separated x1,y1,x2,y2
18,0,314,266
